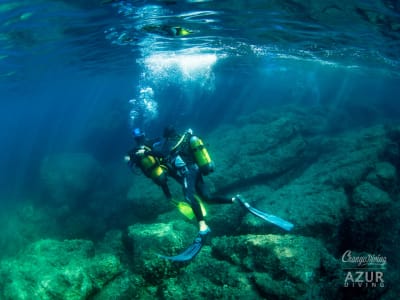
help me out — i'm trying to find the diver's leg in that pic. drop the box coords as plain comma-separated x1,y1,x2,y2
184,166,209,232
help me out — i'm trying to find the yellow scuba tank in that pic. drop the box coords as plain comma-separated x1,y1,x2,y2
138,147,167,184
189,135,215,175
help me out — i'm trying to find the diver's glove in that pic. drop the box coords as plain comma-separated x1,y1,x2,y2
124,150,137,167
135,147,147,156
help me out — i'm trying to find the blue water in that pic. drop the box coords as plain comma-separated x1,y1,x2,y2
1,0,399,203
1,2,400,298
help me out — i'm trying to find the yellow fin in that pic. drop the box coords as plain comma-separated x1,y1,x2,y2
171,199,195,220
177,201,195,220
171,195,207,220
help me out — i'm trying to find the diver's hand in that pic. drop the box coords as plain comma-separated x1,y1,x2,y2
135,148,146,156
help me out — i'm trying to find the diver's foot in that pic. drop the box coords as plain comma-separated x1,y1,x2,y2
199,227,211,236
197,227,212,245
199,220,209,232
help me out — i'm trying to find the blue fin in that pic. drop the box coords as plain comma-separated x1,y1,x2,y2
246,206,294,231
236,195,294,231
158,237,203,262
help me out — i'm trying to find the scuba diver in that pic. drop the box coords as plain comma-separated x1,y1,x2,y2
153,126,234,235
141,24,192,37
125,128,172,200
126,126,294,262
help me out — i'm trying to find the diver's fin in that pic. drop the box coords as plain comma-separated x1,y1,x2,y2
158,236,203,262
235,195,294,231
171,195,207,220
171,199,195,220
159,229,211,262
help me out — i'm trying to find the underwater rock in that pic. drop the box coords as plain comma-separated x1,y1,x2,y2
192,120,391,251
155,248,261,299
297,125,390,189
343,182,393,251
96,229,127,259
212,234,340,300
85,230,154,299
40,153,103,205
366,161,397,192
351,181,392,225
91,270,151,300
209,115,308,190
352,182,392,212
238,183,348,250
0,239,123,300
126,221,195,284
240,126,391,248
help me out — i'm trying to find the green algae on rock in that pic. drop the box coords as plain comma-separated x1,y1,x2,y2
212,234,340,299
0,239,122,300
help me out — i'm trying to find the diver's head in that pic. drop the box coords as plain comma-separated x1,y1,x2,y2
163,125,177,139
133,127,145,144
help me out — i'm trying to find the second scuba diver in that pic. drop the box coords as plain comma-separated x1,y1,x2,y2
152,126,234,235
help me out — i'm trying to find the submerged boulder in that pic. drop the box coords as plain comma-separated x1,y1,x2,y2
212,234,340,300
238,183,349,249
296,125,390,189
366,161,397,192
208,114,308,190
352,182,392,212
0,239,123,300
126,221,196,284
155,249,261,299
235,125,393,248
344,181,393,251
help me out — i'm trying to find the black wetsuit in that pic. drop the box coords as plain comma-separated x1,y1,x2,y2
154,131,232,222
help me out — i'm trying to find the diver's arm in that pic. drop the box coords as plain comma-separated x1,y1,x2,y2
124,149,138,170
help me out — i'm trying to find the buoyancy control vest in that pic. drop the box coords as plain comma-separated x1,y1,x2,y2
137,146,167,185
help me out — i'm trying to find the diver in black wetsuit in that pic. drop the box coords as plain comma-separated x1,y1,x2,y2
125,128,172,200
153,125,233,237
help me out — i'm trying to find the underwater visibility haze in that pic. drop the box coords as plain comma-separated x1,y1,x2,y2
0,0,400,299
